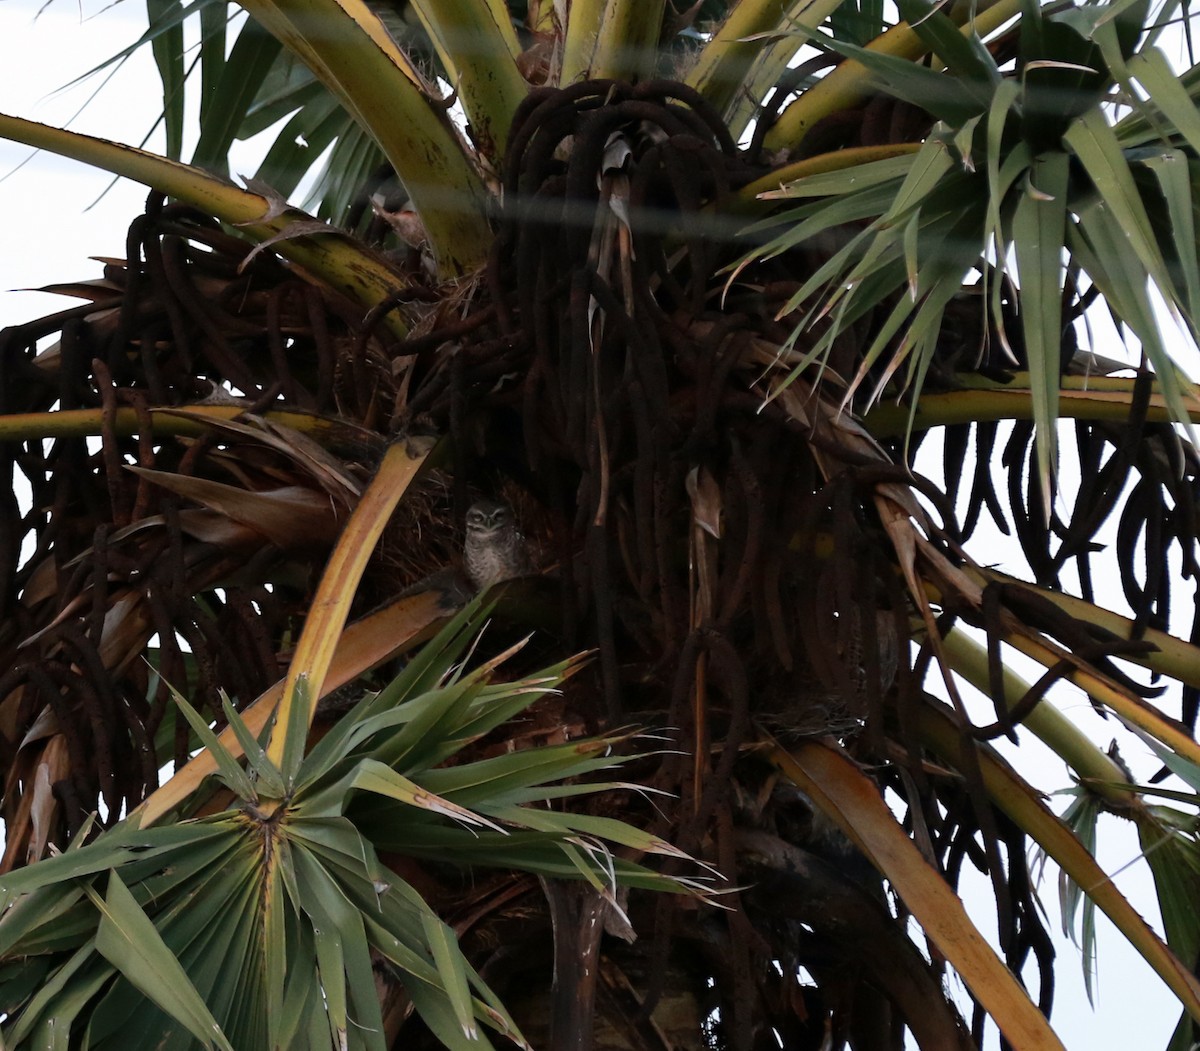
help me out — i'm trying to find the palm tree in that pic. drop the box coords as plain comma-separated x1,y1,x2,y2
3,0,1200,1047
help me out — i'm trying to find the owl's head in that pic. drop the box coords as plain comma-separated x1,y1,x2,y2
465,499,513,537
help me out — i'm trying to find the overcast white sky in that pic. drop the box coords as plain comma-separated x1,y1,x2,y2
0,2,165,329
0,1,1191,1047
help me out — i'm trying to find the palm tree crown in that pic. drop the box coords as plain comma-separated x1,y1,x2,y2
2,0,1200,1048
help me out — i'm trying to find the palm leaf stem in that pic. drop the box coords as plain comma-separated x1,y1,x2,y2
0,113,410,336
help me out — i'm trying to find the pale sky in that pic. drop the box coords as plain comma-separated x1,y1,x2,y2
0,2,164,328
0,1,1188,1046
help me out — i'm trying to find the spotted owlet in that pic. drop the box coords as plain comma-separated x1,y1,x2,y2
463,499,530,591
